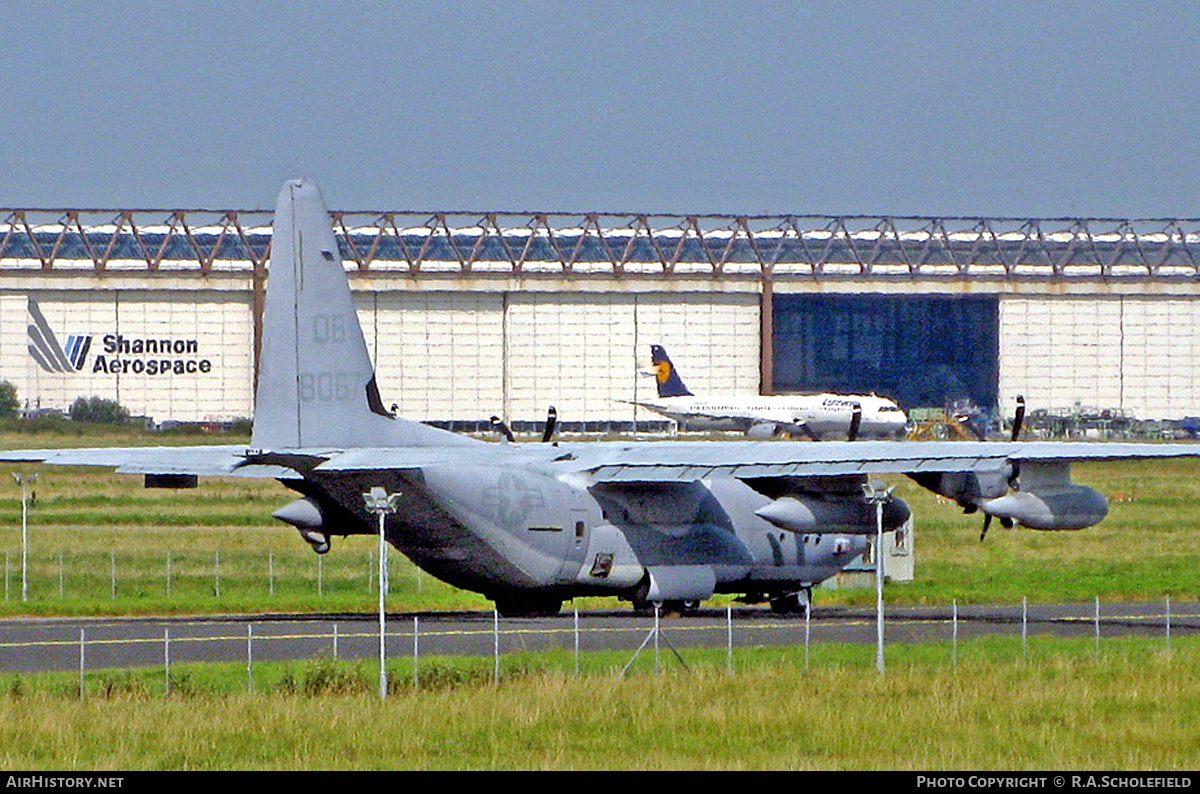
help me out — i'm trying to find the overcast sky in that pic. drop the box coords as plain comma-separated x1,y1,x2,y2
2,1,1197,218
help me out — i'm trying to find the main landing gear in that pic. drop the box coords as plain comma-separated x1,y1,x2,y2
492,595,564,618
768,589,812,615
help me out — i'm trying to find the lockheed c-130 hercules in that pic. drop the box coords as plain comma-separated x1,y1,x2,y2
5,179,1200,617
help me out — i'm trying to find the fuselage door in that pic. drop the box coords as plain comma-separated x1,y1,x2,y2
557,506,590,584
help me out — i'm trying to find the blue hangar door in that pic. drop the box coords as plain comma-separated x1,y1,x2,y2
771,294,999,411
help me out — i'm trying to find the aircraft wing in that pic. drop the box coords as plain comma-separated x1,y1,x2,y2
565,439,1200,483
0,445,293,478
288,438,1200,481
7,438,1199,483
623,400,755,427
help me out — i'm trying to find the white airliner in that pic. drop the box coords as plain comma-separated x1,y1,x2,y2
632,345,909,440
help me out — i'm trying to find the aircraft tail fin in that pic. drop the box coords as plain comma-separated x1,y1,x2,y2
650,344,692,398
251,179,475,450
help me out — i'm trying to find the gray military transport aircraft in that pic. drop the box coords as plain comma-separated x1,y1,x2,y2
5,179,1200,617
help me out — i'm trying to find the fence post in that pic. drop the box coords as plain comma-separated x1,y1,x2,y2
654,606,661,675
1166,595,1171,653
1022,597,1027,660
413,616,420,690
78,629,85,699
574,609,580,678
804,601,811,669
247,624,253,693
164,627,171,695
952,599,958,667
726,605,733,674
1094,596,1100,660
493,610,500,687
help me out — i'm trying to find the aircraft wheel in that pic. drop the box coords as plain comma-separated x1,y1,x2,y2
769,591,809,615
494,596,563,618
669,599,702,614
632,599,701,616
630,597,658,615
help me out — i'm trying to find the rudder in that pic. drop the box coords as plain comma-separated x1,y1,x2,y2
251,179,474,450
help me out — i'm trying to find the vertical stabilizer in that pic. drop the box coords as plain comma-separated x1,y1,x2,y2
251,179,475,450
650,344,692,398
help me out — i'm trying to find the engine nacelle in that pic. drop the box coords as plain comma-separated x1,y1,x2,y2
272,497,332,553
755,493,911,535
746,422,781,439
981,485,1108,530
909,469,1011,507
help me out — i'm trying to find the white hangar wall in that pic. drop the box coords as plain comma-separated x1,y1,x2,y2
5,267,1200,426
7,211,1200,427
358,287,760,426
999,295,1200,420
1,277,761,425
0,288,254,422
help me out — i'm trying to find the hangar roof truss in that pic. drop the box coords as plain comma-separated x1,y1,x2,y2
2,209,1199,279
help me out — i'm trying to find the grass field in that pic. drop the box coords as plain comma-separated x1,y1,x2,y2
3,428,1200,769
0,636,1196,770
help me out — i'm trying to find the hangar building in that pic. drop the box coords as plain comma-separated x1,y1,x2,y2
3,208,1200,430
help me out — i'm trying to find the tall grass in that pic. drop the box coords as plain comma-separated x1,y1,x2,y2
0,636,1196,769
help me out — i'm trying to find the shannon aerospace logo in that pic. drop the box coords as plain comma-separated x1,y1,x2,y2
25,297,212,376
26,298,91,373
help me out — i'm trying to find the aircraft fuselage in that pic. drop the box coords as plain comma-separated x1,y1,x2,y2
640,394,909,438
282,450,898,613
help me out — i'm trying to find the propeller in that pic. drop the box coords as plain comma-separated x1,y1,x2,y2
491,406,557,444
541,405,558,443
979,395,1027,541
489,415,514,443
1010,395,1025,441
847,403,862,441
980,512,1015,542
